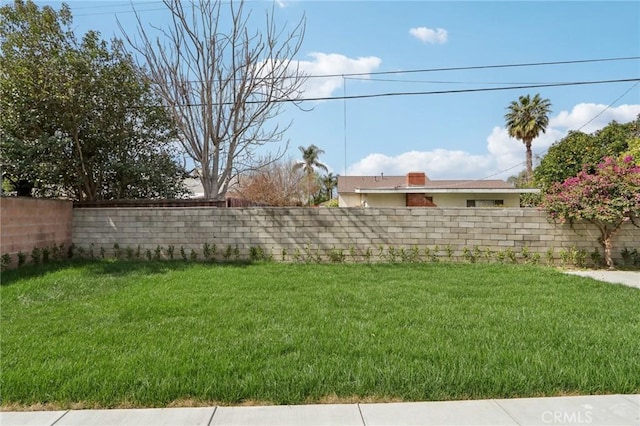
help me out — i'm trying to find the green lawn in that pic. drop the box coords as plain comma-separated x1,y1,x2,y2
1,261,639,409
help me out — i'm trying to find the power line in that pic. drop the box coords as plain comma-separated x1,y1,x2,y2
299,78,640,103
472,81,640,184
75,7,167,17
65,2,161,11
168,77,640,107
163,56,640,83
375,80,640,187
346,77,577,85
306,56,640,79
574,81,640,133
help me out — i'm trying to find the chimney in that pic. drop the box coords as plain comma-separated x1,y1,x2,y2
407,172,427,186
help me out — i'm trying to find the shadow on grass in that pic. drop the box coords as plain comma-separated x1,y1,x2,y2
0,259,256,287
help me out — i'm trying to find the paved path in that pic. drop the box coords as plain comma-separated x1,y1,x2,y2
563,270,640,289
2,394,638,426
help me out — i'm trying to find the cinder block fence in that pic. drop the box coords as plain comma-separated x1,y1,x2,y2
71,206,639,263
2,197,638,265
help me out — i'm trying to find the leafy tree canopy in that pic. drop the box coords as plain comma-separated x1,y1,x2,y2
534,116,640,191
0,0,189,200
542,156,640,268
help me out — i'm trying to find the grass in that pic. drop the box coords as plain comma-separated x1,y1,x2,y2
1,260,639,409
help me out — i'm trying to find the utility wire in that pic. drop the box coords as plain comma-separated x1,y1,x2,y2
305,56,640,79
346,77,576,85
463,81,640,185
168,77,640,107
574,81,640,133
162,56,640,82
66,1,160,11
379,81,640,188
75,7,167,17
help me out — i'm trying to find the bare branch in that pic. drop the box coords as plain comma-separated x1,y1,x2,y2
120,0,307,199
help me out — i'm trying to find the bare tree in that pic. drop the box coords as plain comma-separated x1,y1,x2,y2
121,0,307,200
236,158,307,206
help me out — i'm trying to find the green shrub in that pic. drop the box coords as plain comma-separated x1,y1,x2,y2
463,246,474,263
328,247,345,263
41,246,51,263
364,247,372,263
223,245,234,261
531,252,541,265
17,251,26,267
203,243,213,261
445,245,453,261
67,244,75,259
620,248,640,269
1,253,12,271
30,247,41,265
483,247,493,263
250,246,264,261
546,248,555,266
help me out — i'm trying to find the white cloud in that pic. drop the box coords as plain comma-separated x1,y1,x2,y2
348,150,493,179
550,103,640,134
347,103,639,180
295,52,382,98
409,26,448,44
485,125,565,175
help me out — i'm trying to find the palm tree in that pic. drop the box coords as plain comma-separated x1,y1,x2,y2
505,93,552,182
322,173,338,200
294,144,328,205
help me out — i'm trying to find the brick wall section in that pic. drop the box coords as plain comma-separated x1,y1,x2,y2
72,207,639,263
406,194,437,207
1,197,73,265
407,172,427,186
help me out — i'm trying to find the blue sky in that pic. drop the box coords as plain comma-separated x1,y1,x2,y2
34,1,640,180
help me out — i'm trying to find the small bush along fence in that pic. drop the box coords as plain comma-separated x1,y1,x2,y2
2,242,639,272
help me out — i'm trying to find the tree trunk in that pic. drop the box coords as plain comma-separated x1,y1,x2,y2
525,138,533,183
200,173,218,200
601,235,614,269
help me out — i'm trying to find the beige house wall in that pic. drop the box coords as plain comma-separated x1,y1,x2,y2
339,193,406,208
339,192,521,208
338,193,361,208
432,193,521,208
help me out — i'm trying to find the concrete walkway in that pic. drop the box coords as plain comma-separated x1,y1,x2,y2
2,395,638,426
563,270,640,289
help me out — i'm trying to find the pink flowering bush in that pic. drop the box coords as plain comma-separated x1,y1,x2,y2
542,156,640,268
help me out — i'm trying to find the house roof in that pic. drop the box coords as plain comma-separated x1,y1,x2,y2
338,175,540,194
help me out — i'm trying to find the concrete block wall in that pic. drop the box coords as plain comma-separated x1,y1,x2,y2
1,197,73,266
72,207,639,263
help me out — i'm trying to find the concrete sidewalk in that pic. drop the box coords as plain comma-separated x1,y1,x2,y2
562,270,640,289
2,394,638,426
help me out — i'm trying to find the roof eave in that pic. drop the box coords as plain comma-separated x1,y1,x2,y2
353,188,541,194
